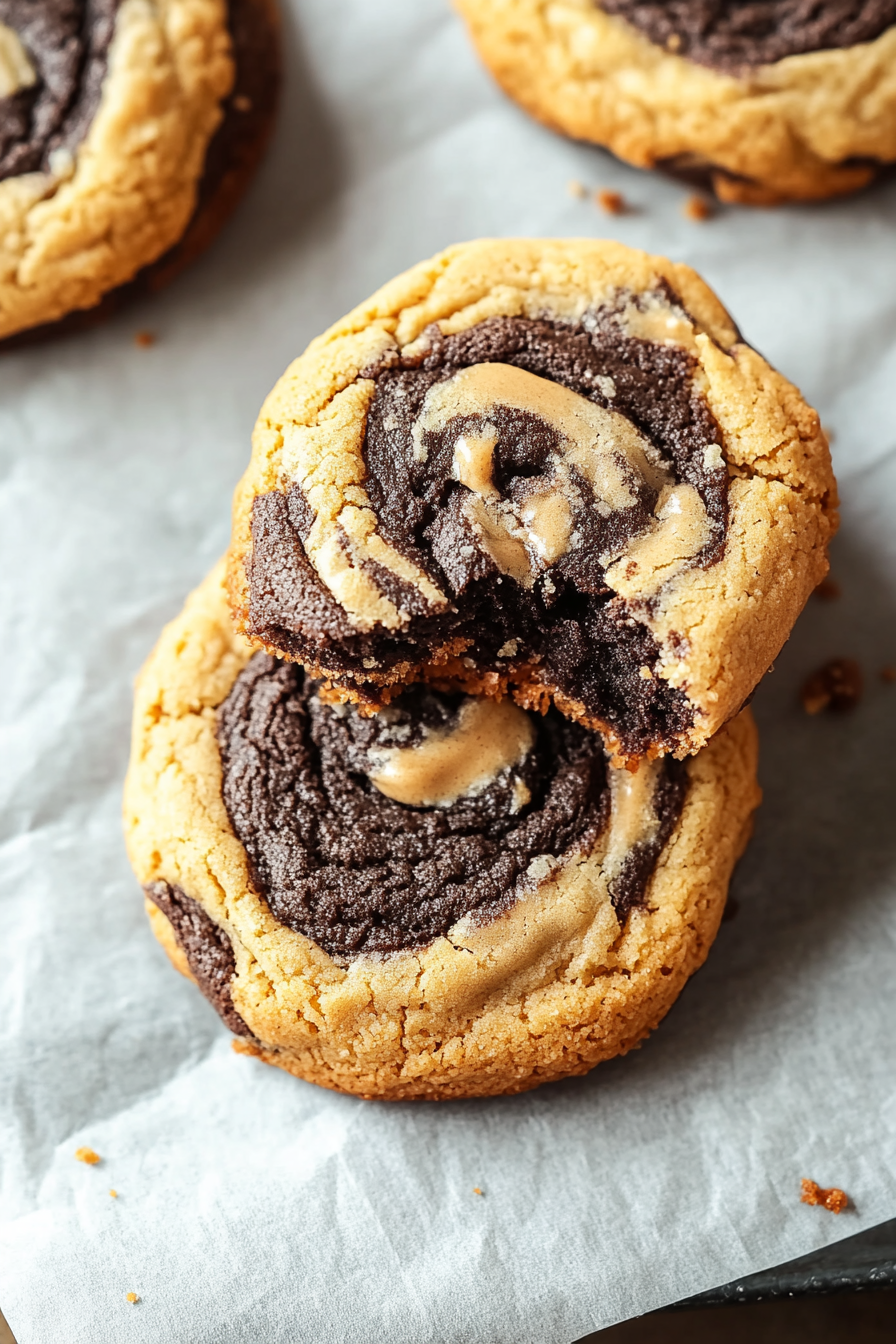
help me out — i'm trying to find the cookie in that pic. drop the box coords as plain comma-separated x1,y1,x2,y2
453,0,896,204
124,560,761,1101
0,0,279,343
227,238,836,766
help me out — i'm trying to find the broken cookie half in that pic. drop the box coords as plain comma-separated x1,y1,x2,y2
227,238,836,765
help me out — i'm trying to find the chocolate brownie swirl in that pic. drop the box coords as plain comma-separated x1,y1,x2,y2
143,880,253,1036
600,1,896,73
0,0,120,182
247,295,729,759
216,653,686,957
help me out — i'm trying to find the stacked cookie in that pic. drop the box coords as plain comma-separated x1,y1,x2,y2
124,238,836,1099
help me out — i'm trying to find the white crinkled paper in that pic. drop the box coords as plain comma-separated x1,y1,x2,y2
2,2,896,1340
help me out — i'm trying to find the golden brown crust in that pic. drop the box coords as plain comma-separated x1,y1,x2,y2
453,0,896,204
0,0,235,339
125,562,762,1100
226,237,837,763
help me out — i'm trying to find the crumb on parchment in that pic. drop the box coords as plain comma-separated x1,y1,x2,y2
567,179,586,199
801,1178,849,1213
813,576,841,601
109,1189,118,1198
75,1147,101,1165
595,189,626,215
800,658,862,715
126,1293,140,1304
473,1187,483,1196
683,195,713,221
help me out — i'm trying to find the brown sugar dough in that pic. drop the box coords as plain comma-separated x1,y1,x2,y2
453,0,896,204
124,560,762,1101
0,0,278,341
227,238,836,766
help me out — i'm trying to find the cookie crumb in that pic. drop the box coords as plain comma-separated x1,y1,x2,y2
666,33,682,52
75,1146,101,1165
109,1189,118,1198
801,658,862,714
233,94,253,112
473,1187,483,1196
813,576,841,601
683,195,714,222
801,1178,848,1213
134,330,156,349
567,179,586,200
126,1292,140,1304
881,665,896,683
595,189,626,215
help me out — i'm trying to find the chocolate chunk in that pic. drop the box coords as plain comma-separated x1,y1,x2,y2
0,0,121,182
144,880,253,1037
216,654,686,957
601,1,896,73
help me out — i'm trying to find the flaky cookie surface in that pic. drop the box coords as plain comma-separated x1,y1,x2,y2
124,561,761,1100
227,238,836,764
0,0,233,339
454,0,896,203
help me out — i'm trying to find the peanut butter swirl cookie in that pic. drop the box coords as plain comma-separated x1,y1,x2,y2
227,239,836,765
454,0,896,203
0,0,279,341
124,561,760,1100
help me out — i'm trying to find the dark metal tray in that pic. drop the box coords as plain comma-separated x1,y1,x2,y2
674,1218,896,1307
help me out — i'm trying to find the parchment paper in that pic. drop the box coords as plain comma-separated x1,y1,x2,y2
2,2,896,1340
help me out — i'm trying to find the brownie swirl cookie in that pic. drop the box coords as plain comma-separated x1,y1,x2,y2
0,0,278,341
228,239,836,765
124,561,760,1100
454,1,896,203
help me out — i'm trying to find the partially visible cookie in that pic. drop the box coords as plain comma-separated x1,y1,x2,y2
0,0,279,343
454,0,896,204
227,238,836,766
124,561,761,1101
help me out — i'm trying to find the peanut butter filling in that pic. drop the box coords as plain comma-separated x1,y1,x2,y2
0,24,36,97
367,695,535,808
411,360,710,596
602,758,663,885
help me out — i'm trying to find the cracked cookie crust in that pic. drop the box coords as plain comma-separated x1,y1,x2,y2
0,0,279,341
124,560,761,1100
228,239,836,765
454,1,896,203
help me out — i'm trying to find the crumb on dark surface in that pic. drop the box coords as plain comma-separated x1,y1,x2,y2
75,1146,100,1165
800,659,862,715
683,194,713,221
234,94,253,112
801,1178,849,1214
813,576,841,601
134,330,156,348
595,188,626,215
881,665,896,684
